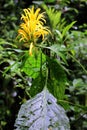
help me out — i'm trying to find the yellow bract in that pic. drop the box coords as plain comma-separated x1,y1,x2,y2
18,6,51,55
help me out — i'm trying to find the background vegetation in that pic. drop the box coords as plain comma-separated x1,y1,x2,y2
0,0,87,130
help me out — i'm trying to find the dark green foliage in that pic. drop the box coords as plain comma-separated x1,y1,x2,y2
29,74,45,97
29,58,67,100
47,58,67,100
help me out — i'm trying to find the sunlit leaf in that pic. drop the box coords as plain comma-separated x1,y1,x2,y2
22,51,46,78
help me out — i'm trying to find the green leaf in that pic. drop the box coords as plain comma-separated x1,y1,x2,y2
47,58,67,100
44,0,55,3
62,21,76,38
29,74,45,97
22,51,46,78
15,88,70,130
0,38,17,48
47,44,68,65
48,44,66,52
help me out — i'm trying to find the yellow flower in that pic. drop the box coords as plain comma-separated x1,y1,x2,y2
29,42,34,56
18,6,51,55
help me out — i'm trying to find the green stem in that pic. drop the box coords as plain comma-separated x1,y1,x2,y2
39,49,48,89
68,53,87,74
40,50,43,80
44,67,48,89
59,99,87,111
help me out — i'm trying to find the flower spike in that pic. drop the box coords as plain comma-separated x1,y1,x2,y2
18,6,51,55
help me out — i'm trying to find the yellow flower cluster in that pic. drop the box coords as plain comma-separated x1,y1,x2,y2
18,6,51,55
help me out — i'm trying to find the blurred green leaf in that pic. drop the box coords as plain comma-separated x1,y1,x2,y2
44,0,56,3
62,21,76,38
47,44,68,65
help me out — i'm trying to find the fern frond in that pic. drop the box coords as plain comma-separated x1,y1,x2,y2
42,4,62,29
